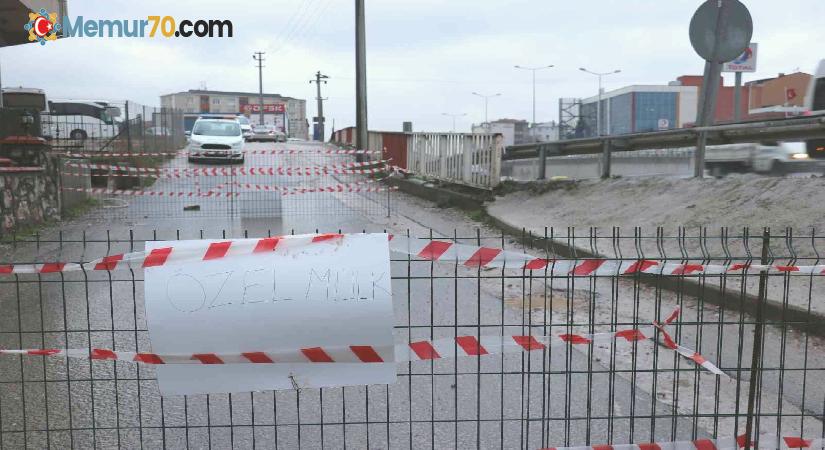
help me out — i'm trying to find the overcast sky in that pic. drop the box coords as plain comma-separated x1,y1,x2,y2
3,0,824,133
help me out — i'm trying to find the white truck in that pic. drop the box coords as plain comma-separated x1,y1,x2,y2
705,142,816,176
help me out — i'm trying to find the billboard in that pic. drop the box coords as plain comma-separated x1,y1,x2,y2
723,43,758,73
242,103,286,113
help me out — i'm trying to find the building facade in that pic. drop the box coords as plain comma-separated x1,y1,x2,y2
746,72,813,114
472,119,529,147
529,121,560,142
578,84,698,138
575,71,815,138
160,90,308,139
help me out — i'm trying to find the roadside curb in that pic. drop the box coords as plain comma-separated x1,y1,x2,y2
485,210,825,338
385,176,487,211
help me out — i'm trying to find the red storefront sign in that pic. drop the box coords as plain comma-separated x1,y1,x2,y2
242,104,286,113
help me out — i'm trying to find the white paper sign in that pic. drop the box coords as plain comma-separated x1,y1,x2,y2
144,233,395,396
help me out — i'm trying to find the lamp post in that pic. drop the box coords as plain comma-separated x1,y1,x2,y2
514,64,554,127
441,112,467,132
471,92,501,128
579,67,621,136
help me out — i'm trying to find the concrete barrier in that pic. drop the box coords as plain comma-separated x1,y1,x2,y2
502,148,696,181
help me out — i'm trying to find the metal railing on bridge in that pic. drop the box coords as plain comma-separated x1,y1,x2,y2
505,115,825,179
406,132,503,189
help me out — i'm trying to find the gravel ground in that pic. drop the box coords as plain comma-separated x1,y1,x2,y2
487,174,825,316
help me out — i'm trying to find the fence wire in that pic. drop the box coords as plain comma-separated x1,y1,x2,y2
0,228,824,449
41,99,387,220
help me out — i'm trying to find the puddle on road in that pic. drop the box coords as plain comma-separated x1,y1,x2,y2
503,288,597,313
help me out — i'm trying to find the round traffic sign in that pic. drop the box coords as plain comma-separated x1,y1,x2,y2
689,0,753,63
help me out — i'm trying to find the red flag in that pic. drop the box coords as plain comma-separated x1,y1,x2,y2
787,88,797,101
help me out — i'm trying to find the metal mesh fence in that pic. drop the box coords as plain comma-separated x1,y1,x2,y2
1,228,824,449
48,101,390,220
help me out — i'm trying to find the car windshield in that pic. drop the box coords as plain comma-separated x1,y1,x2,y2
255,125,274,132
192,121,241,136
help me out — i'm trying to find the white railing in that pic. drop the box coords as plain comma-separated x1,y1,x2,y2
406,132,503,189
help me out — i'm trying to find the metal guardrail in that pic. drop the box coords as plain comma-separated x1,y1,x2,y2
504,115,825,179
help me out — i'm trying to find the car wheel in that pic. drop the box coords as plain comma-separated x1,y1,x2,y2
70,129,88,140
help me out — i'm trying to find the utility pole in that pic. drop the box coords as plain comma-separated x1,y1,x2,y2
309,71,329,141
355,0,368,158
253,51,265,125
579,68,621,136
514,65,554,127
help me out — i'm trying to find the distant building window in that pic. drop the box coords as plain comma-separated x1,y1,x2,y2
212,98,220,105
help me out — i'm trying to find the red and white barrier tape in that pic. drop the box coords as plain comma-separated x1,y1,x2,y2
0,307,723,375
4,234,824,277
60,186,238,197
281,186,397,195
223,179,377,192
63,160,388,177
542,434,825,450
62,167,386,178
59,183,395,198
245,148,381,155
0,233,347,275
65,149,381,158
388,235,825,275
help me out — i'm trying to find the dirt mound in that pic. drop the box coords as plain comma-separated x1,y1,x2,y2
489,174,825,231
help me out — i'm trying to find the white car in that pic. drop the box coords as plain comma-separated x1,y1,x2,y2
236,115,253,140
187,118,245,164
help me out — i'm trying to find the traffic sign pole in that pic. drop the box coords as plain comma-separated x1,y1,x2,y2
734,72,743,121
689,0,753,178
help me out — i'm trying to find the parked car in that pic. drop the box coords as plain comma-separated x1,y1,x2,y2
248,124,286,142
187,118,245,164
237,115,253,140
705,142,821,176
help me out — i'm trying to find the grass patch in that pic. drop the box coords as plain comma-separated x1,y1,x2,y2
64,197,101,220
0,197,101,243
466,208,486,222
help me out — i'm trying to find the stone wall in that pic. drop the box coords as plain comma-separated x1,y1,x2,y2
0,139,60,237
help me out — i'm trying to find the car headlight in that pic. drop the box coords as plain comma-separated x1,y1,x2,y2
189,140,202,147
791,153,809,160
232,141,243,148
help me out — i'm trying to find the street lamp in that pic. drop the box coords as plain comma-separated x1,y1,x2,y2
471,92,501,128
579,67,621,136
514,64,554,127
441,112,467,132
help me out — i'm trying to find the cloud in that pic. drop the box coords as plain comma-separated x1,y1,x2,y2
2,0,822,133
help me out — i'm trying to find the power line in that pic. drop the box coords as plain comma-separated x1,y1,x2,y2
269,0,318,53
274,0,330,53
283,0,334,50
